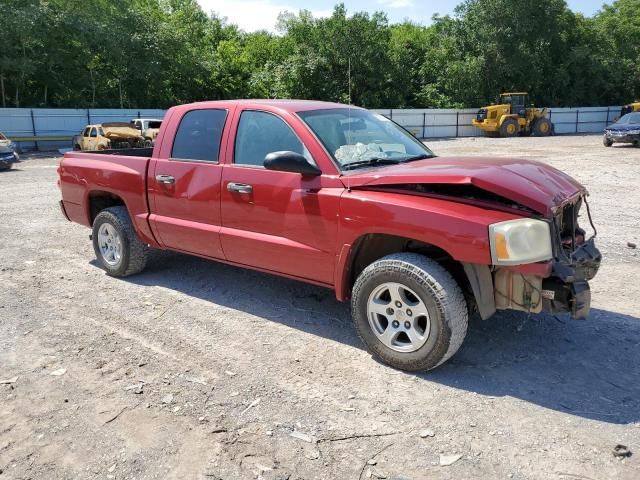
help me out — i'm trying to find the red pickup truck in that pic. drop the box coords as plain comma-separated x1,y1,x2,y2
58,100,601,371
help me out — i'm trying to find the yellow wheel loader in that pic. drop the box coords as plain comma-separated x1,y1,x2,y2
471,92,553,137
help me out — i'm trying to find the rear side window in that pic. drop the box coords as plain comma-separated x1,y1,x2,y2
234,111,309,166
171,109,227,162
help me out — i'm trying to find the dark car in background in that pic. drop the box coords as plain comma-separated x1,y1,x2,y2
0,145,20,170
604,112,640,147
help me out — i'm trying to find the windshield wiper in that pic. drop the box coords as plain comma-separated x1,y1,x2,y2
399,153,434,163
341,158,402,171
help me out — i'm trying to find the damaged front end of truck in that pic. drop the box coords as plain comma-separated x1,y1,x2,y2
343,157,602,321
541,197,601,319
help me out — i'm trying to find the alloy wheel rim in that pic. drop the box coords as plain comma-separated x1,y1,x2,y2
367,282,431,353
97,223,122,266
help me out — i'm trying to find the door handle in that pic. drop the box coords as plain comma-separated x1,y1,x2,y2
156,174,175,185
227,182,253,194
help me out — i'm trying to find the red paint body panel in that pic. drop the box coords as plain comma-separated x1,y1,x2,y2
58,153,158,246
58,99,585,302
343,156,585,216
147,104,234,258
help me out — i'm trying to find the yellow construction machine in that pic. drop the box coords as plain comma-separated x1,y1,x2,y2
471,92,553,137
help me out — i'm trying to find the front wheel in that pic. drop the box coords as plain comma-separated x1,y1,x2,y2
92,206,148,277
603,136,613,147
351,253,468,371
533,118,552,136
500,118,519,137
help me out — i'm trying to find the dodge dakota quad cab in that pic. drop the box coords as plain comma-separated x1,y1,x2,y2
57,100,601,371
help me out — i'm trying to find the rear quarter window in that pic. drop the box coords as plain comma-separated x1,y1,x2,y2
171,109,227,162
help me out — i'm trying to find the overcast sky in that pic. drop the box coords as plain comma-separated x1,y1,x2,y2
195,0,612,32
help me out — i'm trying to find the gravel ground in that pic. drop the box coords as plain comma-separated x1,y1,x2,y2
1,135,639,480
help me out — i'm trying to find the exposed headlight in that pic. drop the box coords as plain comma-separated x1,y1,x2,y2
489,219,552,265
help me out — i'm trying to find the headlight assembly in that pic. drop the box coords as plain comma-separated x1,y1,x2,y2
489,218,552,265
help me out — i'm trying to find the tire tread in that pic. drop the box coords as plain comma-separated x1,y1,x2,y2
351,253,468,371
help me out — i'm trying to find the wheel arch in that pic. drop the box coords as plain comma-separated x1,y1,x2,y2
336,233,493,318
87,190,126,226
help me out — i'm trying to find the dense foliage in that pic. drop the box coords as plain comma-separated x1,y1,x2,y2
0,0,638,109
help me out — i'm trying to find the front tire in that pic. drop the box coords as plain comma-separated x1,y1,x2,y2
500,118,519,137
533,118,552,136
92,206,148,277
603,136,613,147
351,253,468,371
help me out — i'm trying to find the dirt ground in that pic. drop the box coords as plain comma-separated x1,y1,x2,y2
1,135,639,480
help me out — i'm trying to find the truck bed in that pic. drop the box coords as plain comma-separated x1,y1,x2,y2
58,151,155,244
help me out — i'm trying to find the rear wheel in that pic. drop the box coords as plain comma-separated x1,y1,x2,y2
533,117,552,136
499,118,519,137
351,253,468,371
73,144,81,151
603,136,613,147
92,206,148,277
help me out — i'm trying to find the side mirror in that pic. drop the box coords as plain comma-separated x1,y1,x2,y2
264,151,321,176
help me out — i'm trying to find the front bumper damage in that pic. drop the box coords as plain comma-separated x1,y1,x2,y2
542,237,601,319
491,197,601,320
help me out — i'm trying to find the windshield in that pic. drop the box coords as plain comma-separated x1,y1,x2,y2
298,108,434,169
617,113,640,124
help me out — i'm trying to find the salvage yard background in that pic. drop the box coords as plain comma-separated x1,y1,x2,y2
1,135,638,480
0,105,626,152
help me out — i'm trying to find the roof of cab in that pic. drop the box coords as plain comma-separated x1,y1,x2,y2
179,99,359,113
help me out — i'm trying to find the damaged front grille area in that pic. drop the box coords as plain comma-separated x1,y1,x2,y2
542,197,602,319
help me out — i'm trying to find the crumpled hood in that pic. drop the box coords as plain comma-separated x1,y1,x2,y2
341,156,586,216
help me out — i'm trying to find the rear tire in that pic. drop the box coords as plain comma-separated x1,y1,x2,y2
73,144,81,151
533,118,552,136
603,136,613,147
92,206,148,277
499,118,519,137
351,253,468,371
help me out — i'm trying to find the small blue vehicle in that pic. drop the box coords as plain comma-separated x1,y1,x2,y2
0,145,20,170
604,112,640,147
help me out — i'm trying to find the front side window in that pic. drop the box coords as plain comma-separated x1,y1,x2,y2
298,108,434,170
234,111,311,166
171,109,227,162
82,128,90,137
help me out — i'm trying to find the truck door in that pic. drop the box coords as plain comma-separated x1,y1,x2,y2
148,108,230,259
219,109,341,285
